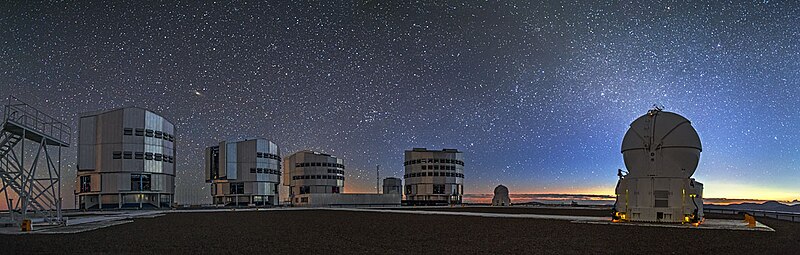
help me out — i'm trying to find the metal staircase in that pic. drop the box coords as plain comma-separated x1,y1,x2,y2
0,133,22,159
0,96,70,226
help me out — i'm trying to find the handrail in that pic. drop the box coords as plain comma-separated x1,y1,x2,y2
2,96,71,144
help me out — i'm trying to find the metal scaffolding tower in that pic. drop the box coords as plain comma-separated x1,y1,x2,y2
0,96,70,226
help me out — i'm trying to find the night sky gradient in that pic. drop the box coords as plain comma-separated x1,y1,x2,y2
1,1,798,206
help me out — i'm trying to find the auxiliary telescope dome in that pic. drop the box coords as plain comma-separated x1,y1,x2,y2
494,185,509,195
492,185,511,206
621,109,702,178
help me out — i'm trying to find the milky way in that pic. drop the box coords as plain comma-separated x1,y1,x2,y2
1,1,798,205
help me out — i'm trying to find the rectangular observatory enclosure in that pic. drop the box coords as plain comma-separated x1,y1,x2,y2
76,107,176,209
615,177,703,223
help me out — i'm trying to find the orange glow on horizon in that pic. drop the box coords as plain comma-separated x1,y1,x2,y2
346,181,797,202
701,181,799,202
509,188,616,196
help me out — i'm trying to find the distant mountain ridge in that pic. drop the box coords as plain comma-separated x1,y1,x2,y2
462,193,614,205
706,201,800,213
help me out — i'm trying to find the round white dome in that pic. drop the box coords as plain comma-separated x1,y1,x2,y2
494,185,509,195
621,110,702,178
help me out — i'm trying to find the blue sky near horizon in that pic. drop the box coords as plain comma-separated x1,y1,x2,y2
0,1,797,205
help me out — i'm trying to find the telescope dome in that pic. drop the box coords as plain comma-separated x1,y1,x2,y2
492,185,510,206
621,109,701,178
494,185,509,195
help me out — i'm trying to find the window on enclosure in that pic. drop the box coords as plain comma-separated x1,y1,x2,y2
230,183,244,194
80,176,91,192
131,174,151,191
433,184,445,194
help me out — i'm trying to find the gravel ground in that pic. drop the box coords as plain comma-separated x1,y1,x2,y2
1,209,797,254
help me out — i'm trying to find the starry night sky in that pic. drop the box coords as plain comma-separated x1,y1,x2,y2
1,1,798,205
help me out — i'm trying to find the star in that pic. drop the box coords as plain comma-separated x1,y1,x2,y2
0,1,796,206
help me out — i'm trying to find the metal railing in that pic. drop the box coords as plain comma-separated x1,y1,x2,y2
2,96,71,145
705,207,800,223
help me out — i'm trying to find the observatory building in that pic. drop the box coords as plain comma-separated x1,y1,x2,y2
205,139,281,206
282,150,401,207
283,150,345,200
613,108,704,223
492,185,511,206
75,107,176,209
403,148,464,205
383,177,402,195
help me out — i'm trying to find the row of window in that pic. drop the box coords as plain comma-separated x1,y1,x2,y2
404,172,464,178
249,168,281,175
78,174,154,192
405,184,461,195
256,152,281,161
327,169,345,175
292,175,345,180
123,128,175,142
420,165,458,171
112,151,175,163
295,162,345,169
298,186,340,194
404,158,464,166
294,162,344,169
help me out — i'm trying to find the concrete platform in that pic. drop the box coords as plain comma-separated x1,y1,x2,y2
0,208,303,234
65,210,164,226
576,218,775,232
0,210,166,235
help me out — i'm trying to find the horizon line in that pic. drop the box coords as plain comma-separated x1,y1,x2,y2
460,192,799,202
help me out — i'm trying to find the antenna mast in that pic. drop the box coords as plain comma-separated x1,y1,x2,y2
376,164,380,194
